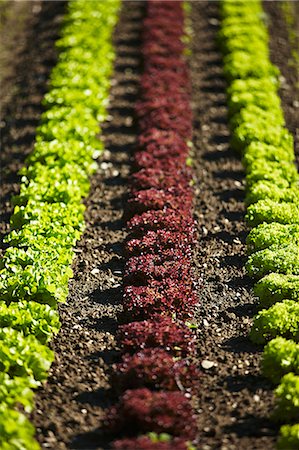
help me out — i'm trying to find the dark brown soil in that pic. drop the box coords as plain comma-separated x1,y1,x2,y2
190,2,278,450
263,1,299,164
190,2,299,450
31,3,143,449
0,1,66,258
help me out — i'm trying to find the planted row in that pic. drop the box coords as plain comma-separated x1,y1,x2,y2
0,2,120,448
107,2,199,449
219,1,299,447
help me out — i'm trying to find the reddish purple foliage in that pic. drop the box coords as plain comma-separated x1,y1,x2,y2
112,2,199,443
124,252,192,286
138,128,188,147
114,348,201,392
144,57,189,78
107,388,197,438
139,140,189,159
125,230,192,256
134,151,187,171
123,281,198,320
142,40,185,57
117,315,195,357
112,436,190,450
127,210,195,240
131,168,191,193
136,97,191,121
127,188,192,217
138,110,192,140
141,70,191,93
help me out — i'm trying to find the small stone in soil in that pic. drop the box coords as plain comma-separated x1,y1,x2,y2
201,360,215,370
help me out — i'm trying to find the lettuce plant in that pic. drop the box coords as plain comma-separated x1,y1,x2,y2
232,122,290,153
247,223,299,254
117,316,195,358
245,182,299,206
251,302,299,345
220,0,299,435
0,0,120,441
0,373,36,412
114,349,200,392
246,200,299,227
245,160,298,190
223,50,278,82
262,337,299,383
254,273,299,308
0,405,40,450
250,300,299,344
112,435,195,450
274,373,299,422
242,140,294,168
230,104,285,131
0,301,60,344
277,423,299,450
246,244,299,279
0,327,53,382
227,82,280,116
107,388,197,439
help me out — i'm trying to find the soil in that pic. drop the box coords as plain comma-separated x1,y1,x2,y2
263,1,299,164
0,1,66,258
1,1,298,450
30,3,144,449
190,2,299,449
190,3,277,450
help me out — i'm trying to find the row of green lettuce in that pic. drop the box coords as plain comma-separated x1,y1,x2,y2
0,1,120,448
219,1,299,448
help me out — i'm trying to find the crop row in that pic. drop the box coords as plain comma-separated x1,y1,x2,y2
0,2,120,448
105,2,199,449
220,1,299,447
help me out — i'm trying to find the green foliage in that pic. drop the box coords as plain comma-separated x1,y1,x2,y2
5,225,81,251
10,201,85,231
37,107,100,143
0,373,36,412
251,302,299,345
230,104,285,131
27,139,101,173
245,182,299,206
245,160,298,190
0,301,60,344
0,0,120,441
247,223,299,254
220,0,299,433
246,244,299,279
223,50,278,82
0,406,40,450
14,162,90,206
231,122,291,153
0,327,53,381
274,373,299,422
246,200,299,227
278,423,299,450
263,337,298,384
255,273,299,308
220,0,264,18
228,77,279,98
242,140,294,168
0,250,73,305
147,433,195,450
228,85,281,116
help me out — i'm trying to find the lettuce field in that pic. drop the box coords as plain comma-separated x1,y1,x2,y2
0,0,298,449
